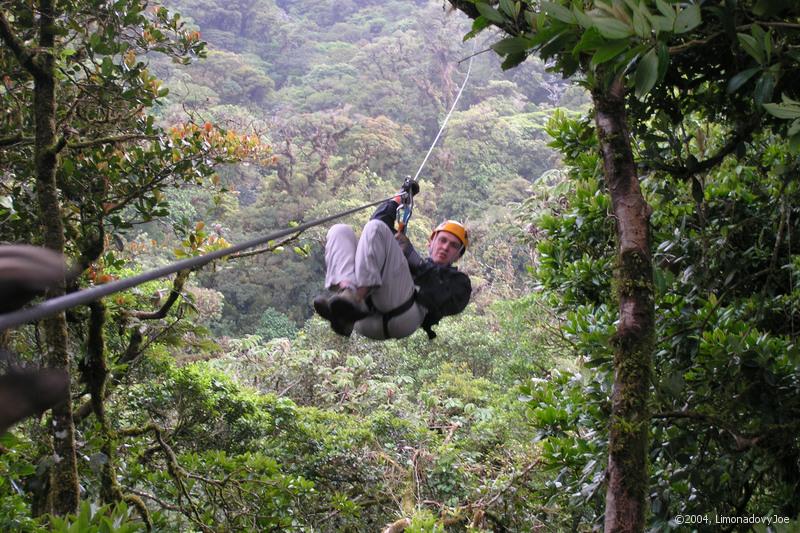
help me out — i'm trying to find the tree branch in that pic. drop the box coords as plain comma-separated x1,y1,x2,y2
128,269,190,320
129,489,182,513
668,22,800,54
151,426,213,532
0,11,44,78
668,32,725,54
74,271,191,424
652,411,764,450
478,460,541,510
227,231,305,260
642,119,759,180
118,424,212,532
68,134,161,150
0,134,31,147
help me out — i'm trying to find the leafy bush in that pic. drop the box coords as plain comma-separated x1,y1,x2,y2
257,306,298,340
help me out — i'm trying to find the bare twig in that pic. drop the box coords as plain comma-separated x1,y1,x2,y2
68,134,161,150
227,231,305,260
478,460,541,509
128,270,190,320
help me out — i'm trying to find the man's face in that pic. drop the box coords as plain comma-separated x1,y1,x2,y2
428,231,463,266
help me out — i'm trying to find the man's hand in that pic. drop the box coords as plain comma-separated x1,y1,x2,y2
395,231,412,253
0,245,69,314
401,178,420,198
0,366,69,434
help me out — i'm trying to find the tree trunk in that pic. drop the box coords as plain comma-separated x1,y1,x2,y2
593,79,654,533
33,0,80,515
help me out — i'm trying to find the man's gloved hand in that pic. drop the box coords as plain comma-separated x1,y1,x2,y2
401,178,420,198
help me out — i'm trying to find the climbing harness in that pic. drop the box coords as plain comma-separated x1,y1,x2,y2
365,292,417,339
0,195,396,331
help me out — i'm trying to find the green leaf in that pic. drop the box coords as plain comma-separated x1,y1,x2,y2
501,51,528,70
781,93,799,106
726,67,760,94
464,16,491,41
655,0,674,19
648,15,673,33
592,17,634,39
541,1,576,24
539,29,575,59
492,36,534,55
763,103,800,120
737,33,765,64
634,47,658,98
754,73,775,105
101,56,114,77
499,0,516,18
674,4,701,34
632,10,651,38
573,8,593,29
789,133,800,153
656,41,670,81
475,2,506,24
590,40,630,66
574,27,606,54
89,33,102,51
524,9,537,28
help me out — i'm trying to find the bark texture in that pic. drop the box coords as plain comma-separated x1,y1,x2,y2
30,0,80,515
593,80,654,533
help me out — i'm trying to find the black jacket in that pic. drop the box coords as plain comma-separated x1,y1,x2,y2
371,201,471,338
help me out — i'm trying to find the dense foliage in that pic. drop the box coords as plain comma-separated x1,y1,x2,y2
518,111,800,530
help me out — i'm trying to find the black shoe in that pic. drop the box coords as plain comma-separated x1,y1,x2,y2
313,294,333,321
331,319,354,337
313,293,354,337
329,289,370,322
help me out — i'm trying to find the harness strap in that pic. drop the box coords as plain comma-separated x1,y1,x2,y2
366,291,417,339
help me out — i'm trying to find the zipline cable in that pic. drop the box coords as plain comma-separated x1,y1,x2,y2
0,195,395,331
410,39,476,184
398,39,476,233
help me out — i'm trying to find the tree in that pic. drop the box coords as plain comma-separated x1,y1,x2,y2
1,0,267,517
525,110,800,528
446,1,800,530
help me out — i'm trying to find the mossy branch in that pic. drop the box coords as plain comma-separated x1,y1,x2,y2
128,269,190,320
0,11,45,78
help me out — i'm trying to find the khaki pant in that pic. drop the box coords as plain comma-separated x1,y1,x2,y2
324,220,426,339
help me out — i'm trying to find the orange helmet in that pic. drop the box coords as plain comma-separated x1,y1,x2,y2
430,220,469,256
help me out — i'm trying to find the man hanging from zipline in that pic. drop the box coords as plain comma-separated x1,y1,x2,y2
313,180,471,339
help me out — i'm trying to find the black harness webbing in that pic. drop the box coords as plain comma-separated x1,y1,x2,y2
366,292,417,339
